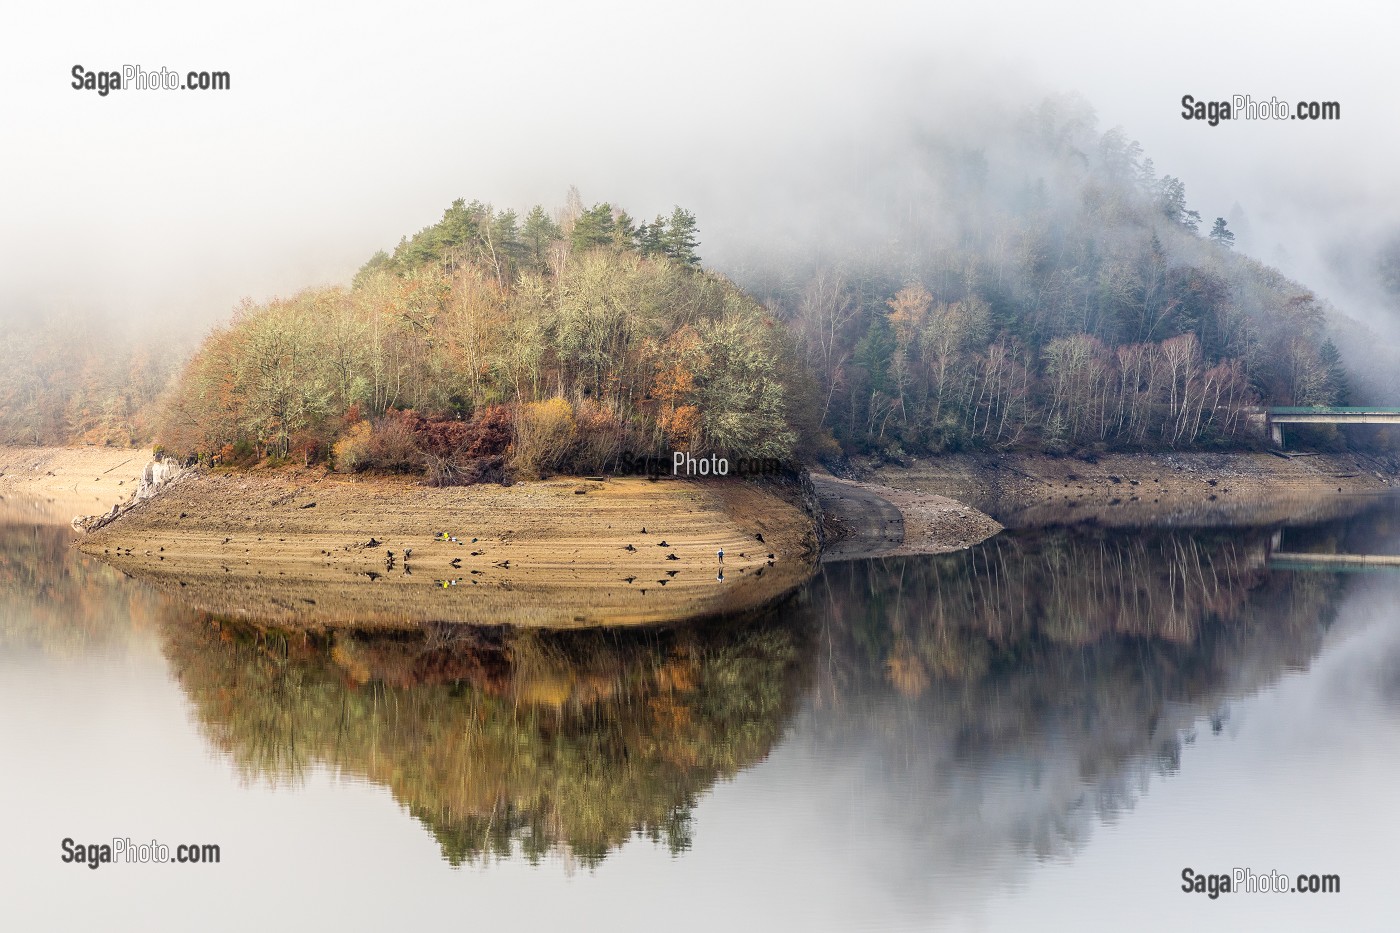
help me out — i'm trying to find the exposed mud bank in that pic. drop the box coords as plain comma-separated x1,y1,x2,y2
858,450,1398,529
76,467,817,630
813,475,1002,561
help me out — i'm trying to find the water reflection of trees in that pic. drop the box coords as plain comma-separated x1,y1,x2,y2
161,609,809,866
2,513,1368,876
0,522,162,654
812,528,1338,690
803,527,1350,862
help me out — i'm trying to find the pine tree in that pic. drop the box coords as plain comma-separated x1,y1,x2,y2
1156,176,1188,225
570,203,616,251
1319,338,1350,405
1208,217,1235,248
521,205,562,269
638,215,667,257
1136,157,1156,192
612,210,638,250
661,207,700,266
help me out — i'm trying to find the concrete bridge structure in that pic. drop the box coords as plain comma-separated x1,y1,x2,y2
1265,530,1400,574
1252,407,1400,447
1267,551,1400,573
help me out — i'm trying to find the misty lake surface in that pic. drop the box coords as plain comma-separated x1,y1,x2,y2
4,498,1400,931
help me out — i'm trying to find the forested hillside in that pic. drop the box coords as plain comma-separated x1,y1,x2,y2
0,315,185,446
156,195,812,480
725,96,1355,457
11,96,1383,470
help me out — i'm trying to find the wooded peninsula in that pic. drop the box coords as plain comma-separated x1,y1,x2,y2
6,100,1388,482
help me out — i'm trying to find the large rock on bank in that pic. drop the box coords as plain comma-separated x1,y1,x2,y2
72,456,185,533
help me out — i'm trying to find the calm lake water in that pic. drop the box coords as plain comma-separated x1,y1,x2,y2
4,498,1400,931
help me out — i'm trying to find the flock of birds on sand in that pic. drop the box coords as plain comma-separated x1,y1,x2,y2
104,524,780,598
343,526,780,595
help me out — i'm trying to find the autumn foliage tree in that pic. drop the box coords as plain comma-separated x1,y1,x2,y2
157,196,806,478
0,313,186,447
729,97,1377,457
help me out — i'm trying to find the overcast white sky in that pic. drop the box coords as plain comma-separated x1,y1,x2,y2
2,0,1395,331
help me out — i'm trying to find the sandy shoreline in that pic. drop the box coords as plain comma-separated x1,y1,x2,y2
0,446,148,522
76,466,818,630
7,443,1395,630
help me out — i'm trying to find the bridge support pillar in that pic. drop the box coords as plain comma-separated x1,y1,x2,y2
1270,422,1283,447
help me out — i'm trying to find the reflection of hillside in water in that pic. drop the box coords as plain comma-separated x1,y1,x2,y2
159,521,1353,871
0,522,173,655
160,608,810,866
0,512,1366,877
1278,497,1400,557
804,526,1349,866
